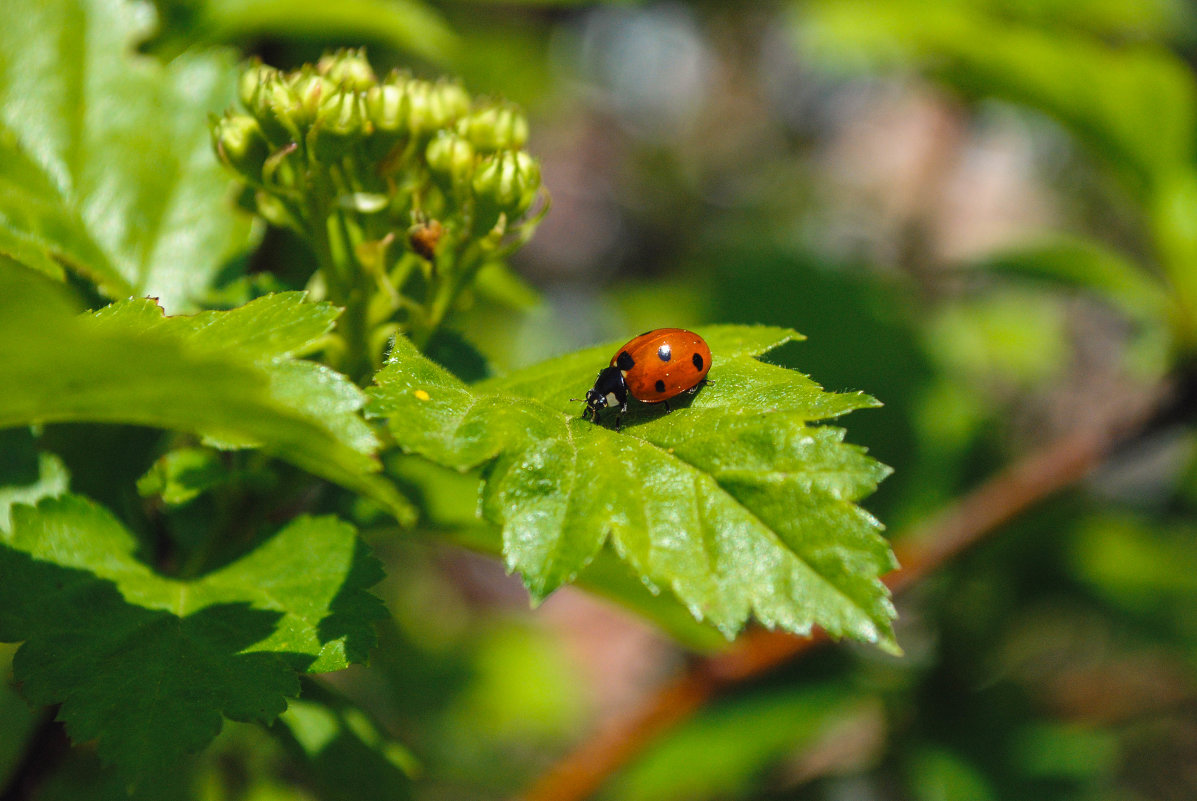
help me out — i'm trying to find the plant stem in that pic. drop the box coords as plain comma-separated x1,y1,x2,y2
410,239,486,350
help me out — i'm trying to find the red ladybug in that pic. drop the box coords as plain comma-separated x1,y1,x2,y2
580,328,711,428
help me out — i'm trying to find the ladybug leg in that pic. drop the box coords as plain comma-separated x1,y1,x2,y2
688,378,708,394
663,400,672,413
615,400,628,431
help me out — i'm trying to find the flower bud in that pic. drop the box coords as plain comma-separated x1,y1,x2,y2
405,79,470,138
317,48,377,92
238,65,293,145
262,76,307,141
290,70,336,129
238,61,279,111
365,83,409,136
472,150,541,219
212,114,270,182
461,102,528,152
425,131,476,189
433,81,471,123
311,87,367,160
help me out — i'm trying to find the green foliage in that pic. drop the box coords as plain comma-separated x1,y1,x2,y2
0,495,384,778
0,0,912,794
0,0,252,311
802,0,1197,352
368,327,897,649
0,264,412,520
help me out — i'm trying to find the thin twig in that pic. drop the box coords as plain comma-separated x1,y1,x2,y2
518,386,1168,801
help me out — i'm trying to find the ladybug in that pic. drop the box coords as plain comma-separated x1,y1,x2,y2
579,328,711,429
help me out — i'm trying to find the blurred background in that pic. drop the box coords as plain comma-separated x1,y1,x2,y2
11,0,1197,798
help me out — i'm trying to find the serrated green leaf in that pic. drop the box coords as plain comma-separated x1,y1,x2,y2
0,265,413,522
0,0,252,310
0,494,385,778
367,326,897,650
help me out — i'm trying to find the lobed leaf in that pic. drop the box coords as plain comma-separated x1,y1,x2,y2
0,264,413,521
0,0,252,310
0,494,385,778
368,327,898,650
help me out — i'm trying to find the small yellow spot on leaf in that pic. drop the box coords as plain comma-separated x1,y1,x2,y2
414,389,431,401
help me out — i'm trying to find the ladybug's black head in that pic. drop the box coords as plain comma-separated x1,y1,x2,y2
582,365,627,422
584,386,607,411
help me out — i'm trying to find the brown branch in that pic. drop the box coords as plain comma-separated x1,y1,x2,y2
518,387,1168,801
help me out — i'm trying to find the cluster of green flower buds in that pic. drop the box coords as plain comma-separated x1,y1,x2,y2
211,50,547,365
211,49,544,240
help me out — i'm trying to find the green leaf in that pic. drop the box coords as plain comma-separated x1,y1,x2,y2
136,447,234,506
800,0,1197,191
0,428,69,532
0,0,252,310
368,326,898,650
907,746,998,801
277,681,417,801
389,455,730,650
1151,170,1197,347
0,645,40,792
473,261,542,310
180,0,459,65
0,494,385,778
970,235,1171,326
0,265,413,522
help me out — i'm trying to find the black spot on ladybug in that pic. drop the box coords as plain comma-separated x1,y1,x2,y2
655,379,666,393
692,353,704,370
616,351,635,371
657,344,672,362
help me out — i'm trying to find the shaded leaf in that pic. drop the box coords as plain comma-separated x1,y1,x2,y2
137,447,244,506
0,428,69,532
279,679,418,801
178,0,459,65
368,327,897,650
0,495,385,778
0,0,252,310
0,265,413,521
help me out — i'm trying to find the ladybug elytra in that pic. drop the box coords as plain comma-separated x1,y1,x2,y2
579,328,711,429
